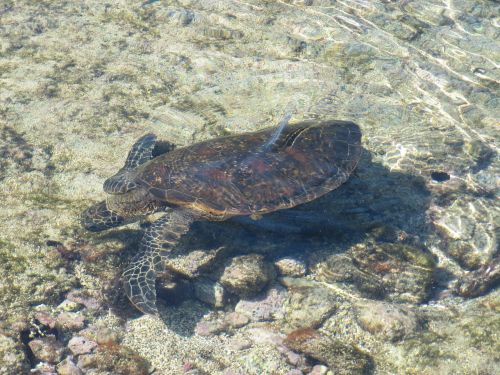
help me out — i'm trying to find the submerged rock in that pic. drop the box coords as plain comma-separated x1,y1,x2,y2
28,335,64,364
454,254,499,298
75,344,150,375
55,312,85,332
282,280,340,330
165,246,226,279
315,242,437,303
56,357,83,375
68,336,97,356
284,328,372,375
235,285,288,322
193,277,226,308
274,257,307,277
355,300,419,341
220,254,276,298
224,312,250,328
433,195,497,270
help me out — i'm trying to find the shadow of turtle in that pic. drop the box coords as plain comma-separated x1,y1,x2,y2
147,151,435,335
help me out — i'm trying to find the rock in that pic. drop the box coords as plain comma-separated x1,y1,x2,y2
76,354,97,370
454,254,500,298
308,365,329,375
282,280,339,330
56,357,83,375
284,329,372,375
315,242,436,303
165,246,225,278
355,300,419,341
93,328,122,346
194,320,225,337
57,299,82,312
220,254,276,297
28,335,65,363
55,312,85,331
34,311,57,329
224,312,249,328
274,257,307,277
30,362,57,375
247,327,285,346
194,311,249,337
76,344,150,374
66,290,101,311
67,336,97,356
283,350,305,367
228,337,252,351
433,196,496,270
235,285,287,322
193,277,226,307
244,327,307,372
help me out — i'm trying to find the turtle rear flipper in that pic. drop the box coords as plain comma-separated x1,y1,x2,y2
81,201,125,232
122,211,194,315
104,134,157,194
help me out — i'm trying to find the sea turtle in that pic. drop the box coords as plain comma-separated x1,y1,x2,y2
81,119,362,314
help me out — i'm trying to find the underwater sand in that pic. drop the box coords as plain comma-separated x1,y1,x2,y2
0,1,498,374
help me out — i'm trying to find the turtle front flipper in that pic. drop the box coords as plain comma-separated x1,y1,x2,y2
104,133,157,194
122,210,194,315
81,201,125,232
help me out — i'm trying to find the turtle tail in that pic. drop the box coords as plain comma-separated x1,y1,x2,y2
81,201,125,232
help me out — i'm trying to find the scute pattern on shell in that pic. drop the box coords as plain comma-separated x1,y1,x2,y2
137,120,362,218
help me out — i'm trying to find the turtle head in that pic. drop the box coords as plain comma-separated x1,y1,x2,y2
82,133,168,232
81,200,126,232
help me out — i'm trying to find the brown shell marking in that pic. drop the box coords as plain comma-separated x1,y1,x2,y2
137,120,362,218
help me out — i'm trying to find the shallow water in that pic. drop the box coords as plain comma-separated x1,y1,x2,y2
0,1,498,374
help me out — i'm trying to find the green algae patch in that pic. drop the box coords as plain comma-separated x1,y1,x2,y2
0,243,29,274
0,334,30,375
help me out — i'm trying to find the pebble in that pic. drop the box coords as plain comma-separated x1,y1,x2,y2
235,285,287,322
94,328,121,345
56,357,83,375
66,290,101,311
283,282,339,330
68,336,98,356
355,300,419,341
228,338,252,351
220,254,276,297
34,311,56,329
224,312,250,328
57,299,82,312
28,335,64,363
194,320,225,337
274,257,307,277
193,277,226,307
284,329,372,375
56,312,85,331
30,362,57,375
308,365,329,375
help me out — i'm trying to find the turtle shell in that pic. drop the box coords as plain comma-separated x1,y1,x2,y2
136,120,362,218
